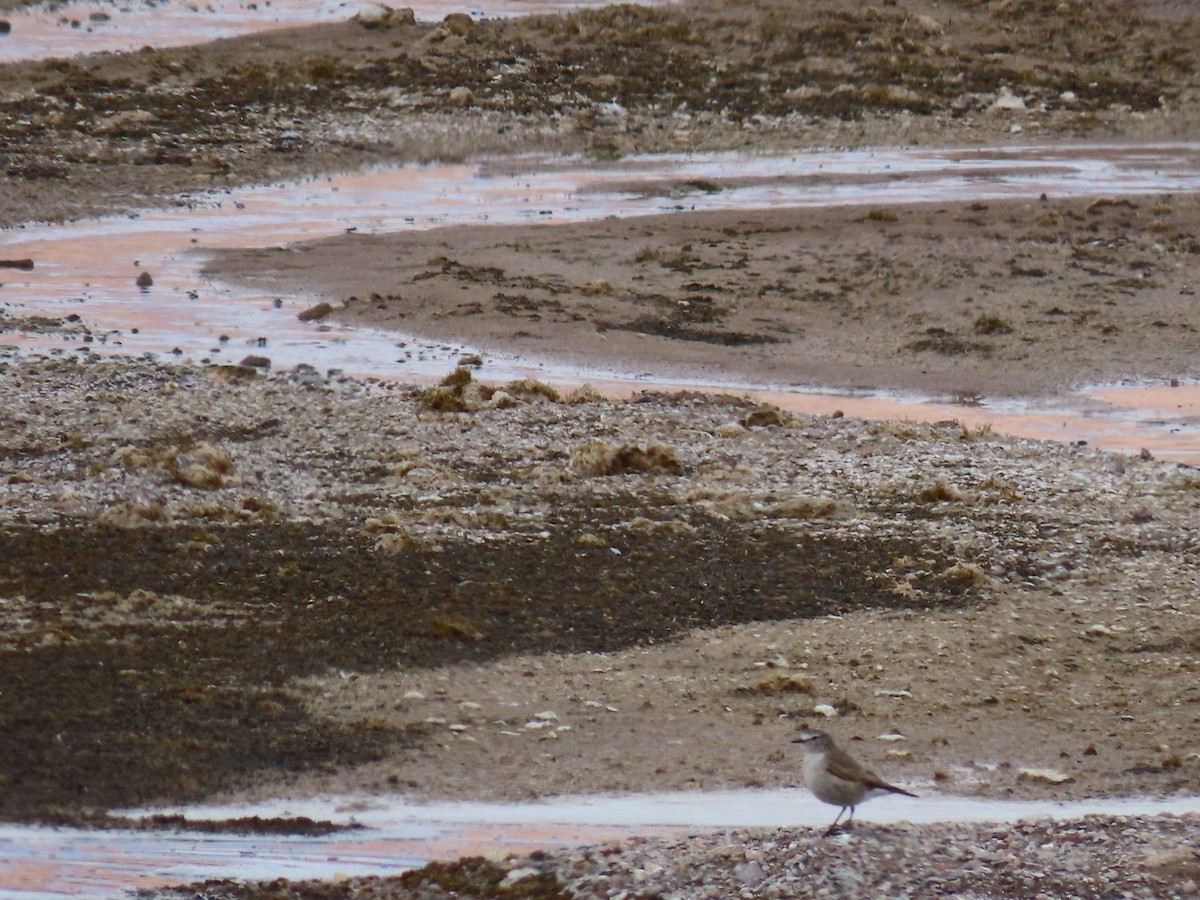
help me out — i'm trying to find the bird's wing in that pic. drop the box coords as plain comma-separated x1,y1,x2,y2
827,754,918,798
825,753,873,785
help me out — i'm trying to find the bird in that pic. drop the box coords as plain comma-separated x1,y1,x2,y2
793,729,917,834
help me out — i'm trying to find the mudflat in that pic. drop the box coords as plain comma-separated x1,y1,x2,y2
208,189,1200,399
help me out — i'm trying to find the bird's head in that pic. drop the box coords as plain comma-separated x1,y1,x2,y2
792,729,834,750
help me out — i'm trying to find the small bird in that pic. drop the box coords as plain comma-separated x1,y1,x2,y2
793,729,917,834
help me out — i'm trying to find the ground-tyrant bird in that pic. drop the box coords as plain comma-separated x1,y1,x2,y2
793,729,917,834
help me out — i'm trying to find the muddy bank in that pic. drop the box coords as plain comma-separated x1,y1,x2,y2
208,191,1200,398
2,0,1198,227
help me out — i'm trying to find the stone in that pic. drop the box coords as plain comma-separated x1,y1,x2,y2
1017,767,1072,784
298,301,333,322
989,89,1028,113
353,4,415,29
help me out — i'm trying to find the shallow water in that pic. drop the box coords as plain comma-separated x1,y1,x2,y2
0,0,620,63
3,142,1200,462
3,789,1199,898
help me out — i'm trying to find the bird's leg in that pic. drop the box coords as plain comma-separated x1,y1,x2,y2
823,806,848,836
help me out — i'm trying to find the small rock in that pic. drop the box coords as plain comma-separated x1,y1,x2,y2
500,867,541,888
813,703,838,718
989,89,1027,113
1017,767,1072,784
298,301,333,322
448,86,475,106
135,271,154,288
237,354,271,370
733,861,766,885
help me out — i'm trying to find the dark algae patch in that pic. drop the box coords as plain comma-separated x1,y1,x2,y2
0,512,972,822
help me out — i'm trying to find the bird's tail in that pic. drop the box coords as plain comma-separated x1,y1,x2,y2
870,779,917,798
